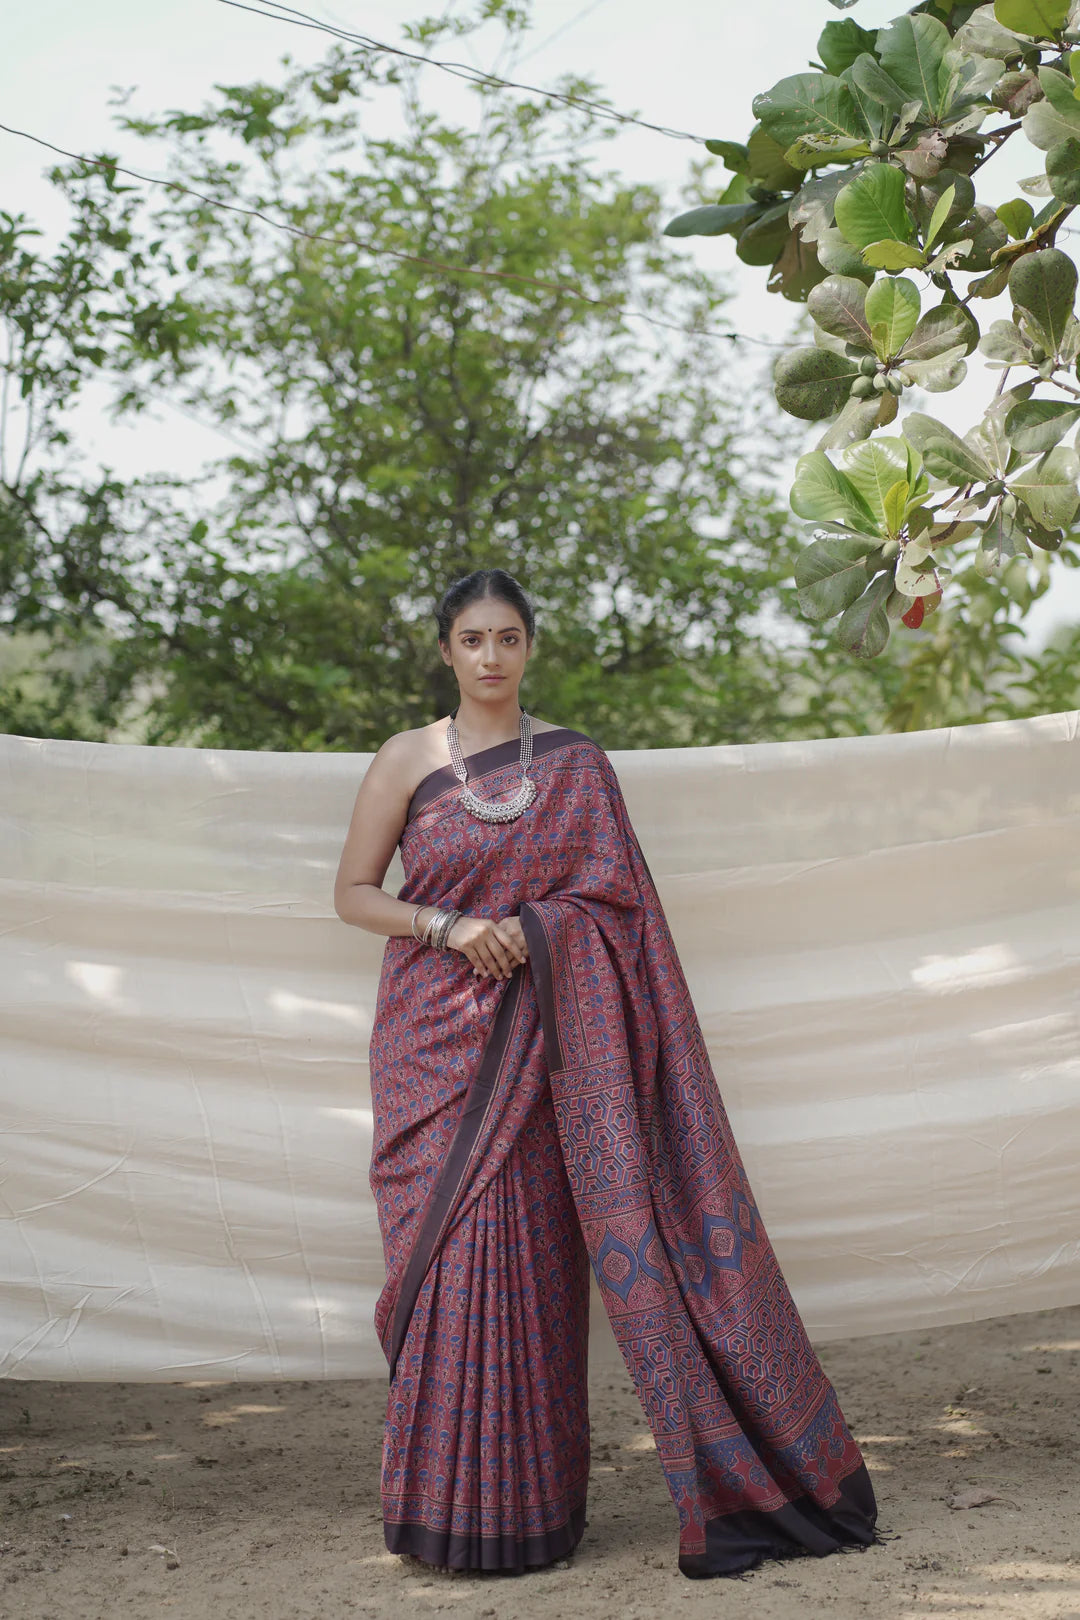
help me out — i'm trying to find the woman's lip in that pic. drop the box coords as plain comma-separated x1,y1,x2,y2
479,676,504,681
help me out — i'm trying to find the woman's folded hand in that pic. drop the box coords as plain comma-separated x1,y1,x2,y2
447,914,529,981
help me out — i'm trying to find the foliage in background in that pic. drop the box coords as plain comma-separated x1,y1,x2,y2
667,0,1080,686
2,2,1078,749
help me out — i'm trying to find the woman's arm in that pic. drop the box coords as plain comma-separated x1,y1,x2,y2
333,735,433,938
332,737,526,980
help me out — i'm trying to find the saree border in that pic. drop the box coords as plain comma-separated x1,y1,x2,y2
384,1499,588,1573
405,726,592,825
518,902,564,1074
386,964,527,1382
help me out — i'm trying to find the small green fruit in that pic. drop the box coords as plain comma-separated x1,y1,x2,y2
984,478,1006,498
851,375,877,399
886,374,904,395
873,372,889,392
869,139,891,158
1002,493,1018,518
859,355,878,377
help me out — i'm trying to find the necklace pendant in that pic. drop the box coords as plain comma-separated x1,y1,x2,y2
447,707,536,823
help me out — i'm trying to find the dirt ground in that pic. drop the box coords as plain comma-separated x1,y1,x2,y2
3,1302,1079,1620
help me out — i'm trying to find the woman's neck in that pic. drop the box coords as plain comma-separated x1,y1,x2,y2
451,694,525,752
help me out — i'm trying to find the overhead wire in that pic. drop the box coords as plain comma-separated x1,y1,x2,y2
0,120,787,349
214,0,708,144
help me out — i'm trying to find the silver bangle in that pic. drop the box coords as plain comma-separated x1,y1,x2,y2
409,904,425,941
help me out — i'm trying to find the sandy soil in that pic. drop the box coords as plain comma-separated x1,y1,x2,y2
3,1302,1079,1620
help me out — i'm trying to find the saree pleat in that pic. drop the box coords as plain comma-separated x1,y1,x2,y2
368,728,877,1577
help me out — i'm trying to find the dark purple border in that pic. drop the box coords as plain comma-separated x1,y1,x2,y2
387,967,527,1382
519,903,563,1074
385,1499,587,1573
405,726,590,824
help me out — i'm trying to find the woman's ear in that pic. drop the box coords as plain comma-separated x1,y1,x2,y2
438,639,453,668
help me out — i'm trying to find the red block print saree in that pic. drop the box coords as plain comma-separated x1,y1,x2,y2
367,727,878,1578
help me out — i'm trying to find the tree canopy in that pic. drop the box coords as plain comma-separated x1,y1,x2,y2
667,0,1080,666
2,2,1078,749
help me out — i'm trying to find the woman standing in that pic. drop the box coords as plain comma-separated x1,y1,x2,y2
333,568,878,1579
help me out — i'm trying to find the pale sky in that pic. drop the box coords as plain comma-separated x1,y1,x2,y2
4,0,1079,648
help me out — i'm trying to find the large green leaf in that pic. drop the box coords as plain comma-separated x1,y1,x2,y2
794,534,883,621
1047,138,1080,203
994,0,1070,36
862,239,927,270
956,5,1027,58
817,388,897,450
736,203,793,266
818,18,879,76
977,504,1028,571
834,163,914,249
972,383,1038,472
746,125,805,191
979,317,1034,362
1009,247,1079,350
807,273,873,347
883,478,911,537
864,275,921,355
1024,68,1080,149
1012,445,1080,527
961,205,1011,272
903,412,995,482
752,74,868,150
903,343,968,392
773,346,860,419
784,132,874,170
1004,398,1080,451
789,171,848,243
902,302,978,362
704,140,749,172
848,52,911,111
839,67,888,143
996,198,1036,238
767,230,829,301
842,437,913,523
877,14,953,118
663,203,761,238
835,568,894,657
790,449,878,527
895,551,948,597
816,225,876,280
912,168,976,238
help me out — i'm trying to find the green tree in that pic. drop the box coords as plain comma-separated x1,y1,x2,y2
1,8,913,750
667,0,1080,696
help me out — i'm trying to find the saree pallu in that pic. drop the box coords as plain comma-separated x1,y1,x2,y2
367,728,878,1577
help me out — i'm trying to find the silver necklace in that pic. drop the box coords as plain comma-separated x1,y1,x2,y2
446,706,537,823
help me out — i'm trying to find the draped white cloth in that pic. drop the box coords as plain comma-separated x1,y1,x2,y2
1,711,1078,1383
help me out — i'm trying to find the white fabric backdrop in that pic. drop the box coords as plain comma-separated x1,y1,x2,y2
1,711,1078,1383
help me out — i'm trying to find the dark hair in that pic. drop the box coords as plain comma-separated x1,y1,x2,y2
435,568,536,643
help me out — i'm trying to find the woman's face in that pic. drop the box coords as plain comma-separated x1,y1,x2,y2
440,595,532,700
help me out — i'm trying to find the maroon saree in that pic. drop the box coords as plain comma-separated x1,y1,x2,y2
367,728,877,1577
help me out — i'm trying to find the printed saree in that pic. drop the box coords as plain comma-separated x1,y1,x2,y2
367,727,878,1577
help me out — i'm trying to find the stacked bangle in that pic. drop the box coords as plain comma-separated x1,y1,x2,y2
410,904,462,949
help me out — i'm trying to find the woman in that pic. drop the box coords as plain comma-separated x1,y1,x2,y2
333,568,878,1579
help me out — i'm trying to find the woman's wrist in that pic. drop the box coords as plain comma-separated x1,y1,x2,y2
411,904,463,948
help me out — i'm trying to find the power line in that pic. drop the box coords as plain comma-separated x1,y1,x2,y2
214,0,707,145
0,119,787,350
